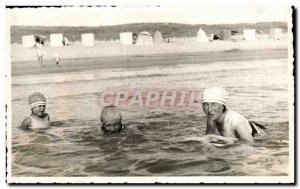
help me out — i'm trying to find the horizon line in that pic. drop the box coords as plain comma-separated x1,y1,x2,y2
9,21,288,27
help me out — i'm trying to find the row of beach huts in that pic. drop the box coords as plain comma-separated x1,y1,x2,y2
21,27,284,48
197,27,284,42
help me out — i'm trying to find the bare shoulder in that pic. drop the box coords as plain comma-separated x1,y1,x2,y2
228,110,249,127
44,113,50,119
20,116,32,130
22,116,31,123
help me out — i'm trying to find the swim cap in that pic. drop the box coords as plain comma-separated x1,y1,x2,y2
202,87,228,106
100,106,122,124
28,92,46,108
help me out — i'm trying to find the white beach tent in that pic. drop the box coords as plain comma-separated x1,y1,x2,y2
22,35,35,48
197,28,208,42
270,28,282,40
219,30,231,41
22,35,46,48
154,30,163,43
136,31,153,46
243,29,256,41
120,32,134,45
81,33,95,46
50,33,64,47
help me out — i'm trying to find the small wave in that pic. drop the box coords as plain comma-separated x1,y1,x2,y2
12,58,286,86
135,158,230,175
11,115,289,176
223,48,243,53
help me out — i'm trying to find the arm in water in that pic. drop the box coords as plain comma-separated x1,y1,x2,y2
20,117,31,130
204,119,237,146
201,134,238,146
204,115,254,145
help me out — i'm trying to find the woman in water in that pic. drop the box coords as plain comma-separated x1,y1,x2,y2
201,87,265,144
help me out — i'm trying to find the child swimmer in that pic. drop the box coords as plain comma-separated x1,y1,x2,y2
20,92,50,130
100,106,127,134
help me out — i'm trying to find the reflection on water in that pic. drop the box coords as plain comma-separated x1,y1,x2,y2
11,58,290,176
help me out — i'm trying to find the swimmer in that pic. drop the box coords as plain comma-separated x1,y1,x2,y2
36,46,43,66
54,53,61,66
20,92,50,130
100,106,126,134
201,87,265,144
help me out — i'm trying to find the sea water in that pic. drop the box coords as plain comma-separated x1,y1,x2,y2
11,57,290,176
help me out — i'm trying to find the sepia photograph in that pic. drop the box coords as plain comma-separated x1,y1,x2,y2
5,4,294,184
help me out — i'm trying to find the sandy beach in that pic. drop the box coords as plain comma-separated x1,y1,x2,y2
11,48,287,76
10,34,288,76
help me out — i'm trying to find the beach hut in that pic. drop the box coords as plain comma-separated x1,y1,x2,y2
197,28,208,42
81,33,95,46
120,32,138,45
50,33,64,47
243,29,256,41
154,30,163,43
22,35,46,48
120,32,134,45
270,28,282,40
219,30,231,40
136,31,153,46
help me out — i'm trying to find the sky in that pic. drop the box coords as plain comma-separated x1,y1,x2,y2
6,5,291,26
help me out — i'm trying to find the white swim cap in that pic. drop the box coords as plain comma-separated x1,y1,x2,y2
202,87,228,106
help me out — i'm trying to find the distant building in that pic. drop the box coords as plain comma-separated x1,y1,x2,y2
50,33,64,47
243,29,256,41
136,31,153,46
219,30,231,40
270,28,282,40
81,33,95,46
120,32,137,45
22,35,46,48
154,30,163,43
197,28,208,42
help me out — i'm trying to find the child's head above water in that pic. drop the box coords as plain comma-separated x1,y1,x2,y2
28,92,47,118
100,106,123,133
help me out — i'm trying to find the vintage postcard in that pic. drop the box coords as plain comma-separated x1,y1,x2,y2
5,5,294,184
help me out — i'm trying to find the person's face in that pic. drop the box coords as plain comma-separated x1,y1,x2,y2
101,122,122,133
202,102,224,120
31,105,46,117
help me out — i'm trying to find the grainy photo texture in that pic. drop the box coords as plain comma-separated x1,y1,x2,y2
6,5,294,184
